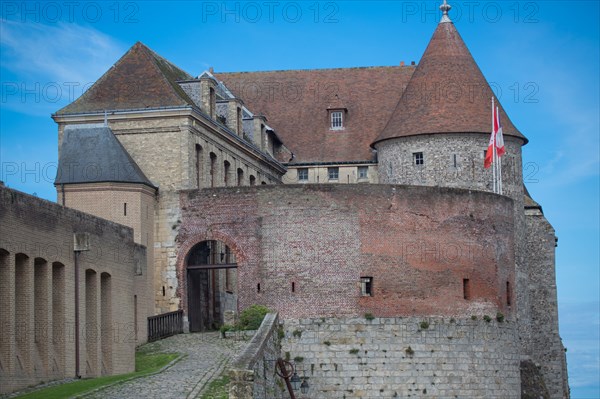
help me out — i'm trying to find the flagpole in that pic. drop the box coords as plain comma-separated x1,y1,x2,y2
497,106,503,195
498,144,502,195
492,97,497,193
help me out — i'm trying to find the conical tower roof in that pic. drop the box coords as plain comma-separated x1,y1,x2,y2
373,11,527,146
55,42,193,115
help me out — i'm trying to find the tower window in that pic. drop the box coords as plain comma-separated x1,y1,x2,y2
506,281,511,306
358,166,368,180
123,203,127,216
297,168,308,182
330,111,343,130
328,167,339,181
360,277,373,297
413,152,424,166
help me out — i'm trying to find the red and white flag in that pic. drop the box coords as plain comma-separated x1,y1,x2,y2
484,99,505,168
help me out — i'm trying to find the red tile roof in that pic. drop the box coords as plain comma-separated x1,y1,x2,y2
216,67,415,163
55,42,193,115
373,22,527,147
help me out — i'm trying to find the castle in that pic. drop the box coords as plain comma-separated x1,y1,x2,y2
1,2,569,397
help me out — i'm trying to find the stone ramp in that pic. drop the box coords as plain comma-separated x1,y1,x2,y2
87,332,246,399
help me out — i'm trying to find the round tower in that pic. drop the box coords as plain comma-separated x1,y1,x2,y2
372,1,539,375
372,2,527,200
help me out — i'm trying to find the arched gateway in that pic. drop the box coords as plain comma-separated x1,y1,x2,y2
186,240,238,332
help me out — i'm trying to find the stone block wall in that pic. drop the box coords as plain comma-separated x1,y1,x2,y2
0,186,147,394
282,316,521,399
228,313,285,399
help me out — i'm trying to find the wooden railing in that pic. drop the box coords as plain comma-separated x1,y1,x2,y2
148,310,183,342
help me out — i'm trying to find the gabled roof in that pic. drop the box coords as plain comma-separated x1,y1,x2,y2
216,66,415,163
55,124,156,188
55,42,194,115
373,21,527,147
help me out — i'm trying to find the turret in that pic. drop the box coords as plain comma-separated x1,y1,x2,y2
372,0,527,199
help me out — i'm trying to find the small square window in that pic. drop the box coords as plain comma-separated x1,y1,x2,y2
330,111,343,130
297,168,308,182
358,166,368,180
360,277,373,297
413,152,424,166
328,167,339,181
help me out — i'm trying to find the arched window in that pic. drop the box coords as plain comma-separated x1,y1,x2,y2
195,144,203,189
224,161,231,186
210,152,217,187
237,168,244,186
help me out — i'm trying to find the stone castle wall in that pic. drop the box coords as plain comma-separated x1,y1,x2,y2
525,208,570,398
281,316,521,399
229,313,285,399
376,133,531,359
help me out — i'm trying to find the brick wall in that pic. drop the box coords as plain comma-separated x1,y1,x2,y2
0,186,147,394
177,184,515,320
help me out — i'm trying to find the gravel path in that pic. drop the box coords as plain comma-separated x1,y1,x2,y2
87,332,247,399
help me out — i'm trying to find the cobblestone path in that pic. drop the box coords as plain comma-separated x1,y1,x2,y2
87,332,247,399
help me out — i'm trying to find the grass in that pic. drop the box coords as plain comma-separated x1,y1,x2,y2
14,351,179,399
199,374,230,399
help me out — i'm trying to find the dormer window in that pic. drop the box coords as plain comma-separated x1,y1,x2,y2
330,111,344,130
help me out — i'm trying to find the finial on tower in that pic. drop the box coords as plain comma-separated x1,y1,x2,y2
440,0,452,23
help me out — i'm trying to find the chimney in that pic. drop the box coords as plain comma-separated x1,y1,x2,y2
227,98,244,136
252,115,267,151
200,75,218,120
411,61,416,65
400,61,405,66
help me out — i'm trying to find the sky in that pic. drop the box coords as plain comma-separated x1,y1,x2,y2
1,0,598,396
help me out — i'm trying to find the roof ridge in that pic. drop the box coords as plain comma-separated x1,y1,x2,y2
55,42,194,115
216,65,417,74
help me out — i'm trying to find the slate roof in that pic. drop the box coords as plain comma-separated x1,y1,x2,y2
216,66,416,163
373,21,527,147
55,42,194,115
55,124,156,188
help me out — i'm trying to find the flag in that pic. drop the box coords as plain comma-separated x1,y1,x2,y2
495,106,505,157
484,99,506,168
484,131,494,168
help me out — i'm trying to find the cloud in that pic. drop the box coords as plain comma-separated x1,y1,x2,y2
0,20,125,115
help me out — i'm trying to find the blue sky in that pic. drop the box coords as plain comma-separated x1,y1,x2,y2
1,1,598,396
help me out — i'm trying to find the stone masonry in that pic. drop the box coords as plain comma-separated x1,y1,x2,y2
281,316,521,399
